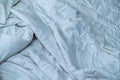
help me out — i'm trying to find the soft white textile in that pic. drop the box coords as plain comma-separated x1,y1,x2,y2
0,0,119,80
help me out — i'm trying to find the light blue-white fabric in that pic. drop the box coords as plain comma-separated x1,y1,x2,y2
0,0,120,80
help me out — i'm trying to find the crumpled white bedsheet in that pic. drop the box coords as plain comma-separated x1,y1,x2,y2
0,0,120,80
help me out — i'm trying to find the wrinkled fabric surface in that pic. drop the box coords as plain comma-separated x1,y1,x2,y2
0,0,120,80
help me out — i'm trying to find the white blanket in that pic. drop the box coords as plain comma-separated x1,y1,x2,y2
0,0,119,80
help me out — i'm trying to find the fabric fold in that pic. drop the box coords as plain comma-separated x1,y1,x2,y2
0,0,19,26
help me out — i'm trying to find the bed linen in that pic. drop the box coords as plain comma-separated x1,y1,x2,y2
0,0,120,80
